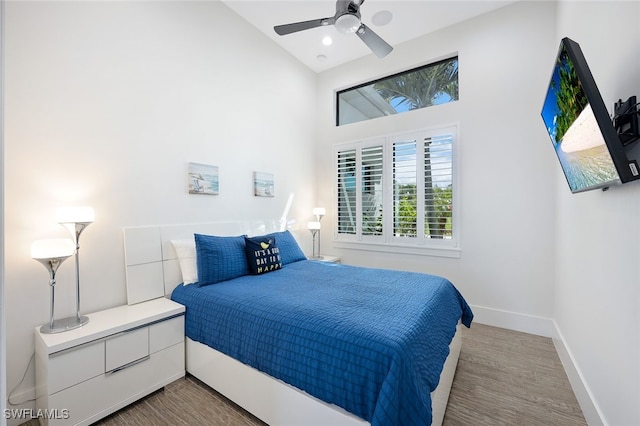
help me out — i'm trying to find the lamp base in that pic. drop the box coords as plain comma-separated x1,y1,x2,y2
40,315,89,334
310,255,325,260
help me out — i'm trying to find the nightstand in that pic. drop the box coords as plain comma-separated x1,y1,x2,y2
314,255,341,263
35,297,185,426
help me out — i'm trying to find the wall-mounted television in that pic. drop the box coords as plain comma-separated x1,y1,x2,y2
541,37,639,193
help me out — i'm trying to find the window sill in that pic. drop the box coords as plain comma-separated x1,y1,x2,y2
333,240,461,259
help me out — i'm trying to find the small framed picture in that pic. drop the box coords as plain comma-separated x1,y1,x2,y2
188,162,219,195
253,172,274,197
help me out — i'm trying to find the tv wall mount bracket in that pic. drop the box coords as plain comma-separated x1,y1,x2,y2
614,95,640,146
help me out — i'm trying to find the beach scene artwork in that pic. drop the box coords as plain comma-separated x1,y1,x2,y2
541,42,619,192
254,172,274,197
188,162,219,195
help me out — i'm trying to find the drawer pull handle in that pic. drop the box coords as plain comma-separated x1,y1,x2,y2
106,355,150,375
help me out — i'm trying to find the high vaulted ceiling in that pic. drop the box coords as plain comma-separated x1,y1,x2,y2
222,0,518,73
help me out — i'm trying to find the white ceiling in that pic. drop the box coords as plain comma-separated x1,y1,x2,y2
222,0,518,73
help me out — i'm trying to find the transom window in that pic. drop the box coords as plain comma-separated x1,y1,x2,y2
336,56,459,126
335,126,458,256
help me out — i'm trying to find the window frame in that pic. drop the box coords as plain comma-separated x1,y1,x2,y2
334,125,460,258
336,56,459,126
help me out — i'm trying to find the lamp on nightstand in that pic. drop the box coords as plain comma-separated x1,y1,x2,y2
307,221,323,260
312,207,326,222
310,207,326,260
31,238,76,334
57,206,94,329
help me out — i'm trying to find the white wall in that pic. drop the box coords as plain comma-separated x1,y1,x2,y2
1,0,6,424
554,2,640,425
3,1,317,420
316,1,558,335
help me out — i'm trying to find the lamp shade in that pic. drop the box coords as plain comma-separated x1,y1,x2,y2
307,221,321,230
56,206,95,224
31,239,75,259
312,207,326,217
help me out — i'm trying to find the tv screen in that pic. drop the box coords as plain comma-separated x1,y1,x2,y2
541,37,633,193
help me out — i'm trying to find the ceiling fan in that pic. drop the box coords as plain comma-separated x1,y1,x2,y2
274,0,393,59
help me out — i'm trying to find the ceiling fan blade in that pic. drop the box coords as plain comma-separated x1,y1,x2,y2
274,17,334,36
356,24,393,58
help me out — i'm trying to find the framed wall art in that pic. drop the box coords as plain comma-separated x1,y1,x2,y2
188,162,219,195
253,172,274,197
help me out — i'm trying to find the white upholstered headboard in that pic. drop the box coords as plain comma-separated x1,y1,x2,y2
123,220,284,305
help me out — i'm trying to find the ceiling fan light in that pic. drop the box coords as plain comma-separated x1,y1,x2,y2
335,13,361,34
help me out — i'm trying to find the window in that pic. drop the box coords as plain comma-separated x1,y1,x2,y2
361,145,383,236
337,143,385,238
335,126,457,256
337,149,357,235
336,57,459,126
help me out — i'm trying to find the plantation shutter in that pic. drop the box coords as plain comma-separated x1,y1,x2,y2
337,149,357,234
361,145,383,236
424,135,453,239
393,140,418,237
334,125,457,254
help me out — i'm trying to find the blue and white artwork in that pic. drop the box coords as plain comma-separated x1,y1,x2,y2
189,162,219,195
254,172,274,197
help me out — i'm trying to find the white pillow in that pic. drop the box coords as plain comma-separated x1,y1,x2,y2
171,239,197,285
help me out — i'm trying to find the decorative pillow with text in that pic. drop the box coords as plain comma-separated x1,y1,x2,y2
244,235,282,275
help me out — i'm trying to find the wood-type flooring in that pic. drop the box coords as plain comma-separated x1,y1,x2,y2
20,323,587,425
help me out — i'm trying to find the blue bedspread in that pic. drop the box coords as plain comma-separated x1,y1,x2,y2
171,260,473,425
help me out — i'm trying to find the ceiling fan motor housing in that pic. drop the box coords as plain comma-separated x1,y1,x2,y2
335,13,361,34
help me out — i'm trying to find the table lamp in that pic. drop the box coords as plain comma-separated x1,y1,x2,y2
307,221,322,260
57,206,94,329
312,207,326,222
31,239,76,333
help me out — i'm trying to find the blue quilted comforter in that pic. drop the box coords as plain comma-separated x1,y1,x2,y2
171,260,473,425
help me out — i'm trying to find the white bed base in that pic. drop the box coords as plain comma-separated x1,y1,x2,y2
123,220,462,426
187,328,461,426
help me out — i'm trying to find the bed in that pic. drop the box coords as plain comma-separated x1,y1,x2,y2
123,221,473,426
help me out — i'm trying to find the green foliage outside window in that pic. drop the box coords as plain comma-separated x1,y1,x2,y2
374,59,459,111
394,184,452,238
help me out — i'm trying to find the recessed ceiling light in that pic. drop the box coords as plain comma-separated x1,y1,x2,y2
371,10,392,27
322,36,333,46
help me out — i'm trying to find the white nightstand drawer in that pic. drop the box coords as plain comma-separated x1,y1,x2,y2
149,315,184,353
47,344,185,426
49,341,104,394
105,327,149,373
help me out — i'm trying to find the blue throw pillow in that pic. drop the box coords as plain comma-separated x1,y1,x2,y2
264,230,306,265
244,235,282,275
195,234,248,286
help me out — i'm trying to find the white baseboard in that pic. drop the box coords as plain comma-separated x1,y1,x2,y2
469,305,603,426
552,322,605,426
469,304,556,338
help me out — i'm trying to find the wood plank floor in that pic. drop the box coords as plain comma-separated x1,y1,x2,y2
21,323,587,425
444,323,586,426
